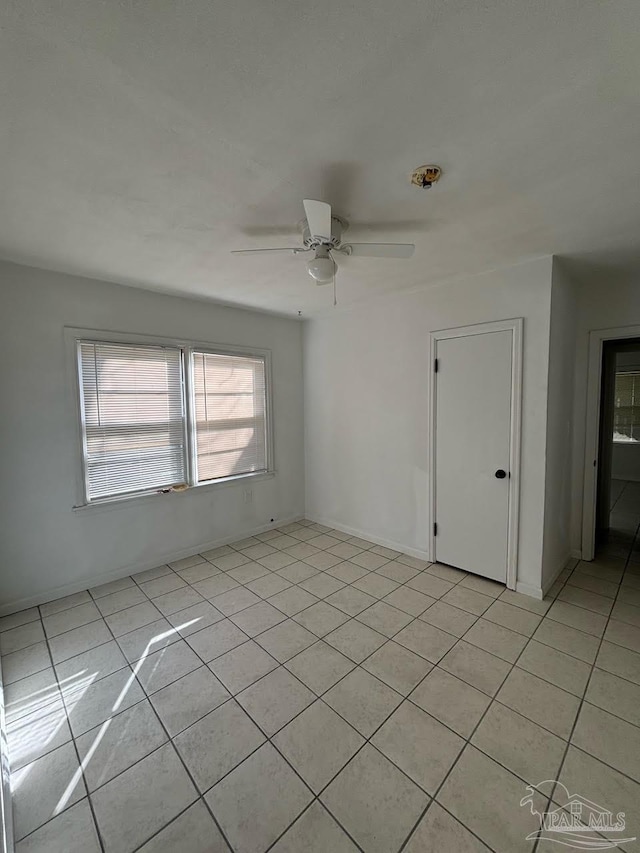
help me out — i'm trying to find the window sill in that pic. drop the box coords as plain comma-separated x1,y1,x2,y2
72,470,276,513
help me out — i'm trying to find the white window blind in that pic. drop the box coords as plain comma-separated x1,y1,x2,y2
79,342,186,500
192,351,267,482
613,372,640,443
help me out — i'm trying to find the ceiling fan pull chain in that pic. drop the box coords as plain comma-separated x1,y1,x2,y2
333,268,337,306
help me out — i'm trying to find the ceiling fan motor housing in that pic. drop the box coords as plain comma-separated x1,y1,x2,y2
300,215,347,249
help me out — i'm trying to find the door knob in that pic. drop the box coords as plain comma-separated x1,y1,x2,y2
495,469,507,479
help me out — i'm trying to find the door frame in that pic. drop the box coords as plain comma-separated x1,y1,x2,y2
428,318,523,589
581,323,640,560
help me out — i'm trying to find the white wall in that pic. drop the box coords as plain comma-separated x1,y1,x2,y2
570,278,640,554
0,261,304,614
541,259,578,589
304,256,553,595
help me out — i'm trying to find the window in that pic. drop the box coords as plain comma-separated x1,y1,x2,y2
79,342,186,500
613,372,640,443
77,339,270,503
192,351,267,482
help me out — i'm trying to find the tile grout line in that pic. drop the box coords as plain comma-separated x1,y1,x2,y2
5,533,383,651
4,529,637,667
37,611,108,853
0,589,616,725
181,565,456,853
547,515,640,845
528,555,578,853
0,522,434,635
0,544,556,847
69,593,240,853
261,798,363,853
13,586,246,849
107,552,477,850
11,590,371,849
395,588,545,852
252,580,549,851
56,525,409,850
1,637,621,850
5,521,640,852
88,586,248,853
387,552,626,850
418,566,588,849
128,798,221,853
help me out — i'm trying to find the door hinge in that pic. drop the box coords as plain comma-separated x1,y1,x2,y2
433,522,438,536
434,358,439,373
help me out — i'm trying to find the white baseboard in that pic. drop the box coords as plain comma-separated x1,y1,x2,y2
307,513,560,599
515,580,544,600
538,553,575,600
304,514,431,562
0,659,15,853
517,552,578,601
0,514,304,617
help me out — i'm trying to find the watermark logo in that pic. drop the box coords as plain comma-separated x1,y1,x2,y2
520,781,636,849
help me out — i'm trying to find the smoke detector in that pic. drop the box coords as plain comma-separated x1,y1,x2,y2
411,165,442,189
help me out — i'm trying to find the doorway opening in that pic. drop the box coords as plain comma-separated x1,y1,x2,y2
595,338,640,562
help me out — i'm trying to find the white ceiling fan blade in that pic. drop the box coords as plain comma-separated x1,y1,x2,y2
303,199,332,241
230,247,305,254
343,243,415,259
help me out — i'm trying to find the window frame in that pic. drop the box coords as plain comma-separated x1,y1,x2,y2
66,328,274,509
187,346,270,488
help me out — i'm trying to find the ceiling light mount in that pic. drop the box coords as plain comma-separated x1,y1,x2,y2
411,165,442,189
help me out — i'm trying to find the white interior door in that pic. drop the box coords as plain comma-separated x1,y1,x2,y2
434,328,514,582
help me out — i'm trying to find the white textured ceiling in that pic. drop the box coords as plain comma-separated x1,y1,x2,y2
1,1,639,315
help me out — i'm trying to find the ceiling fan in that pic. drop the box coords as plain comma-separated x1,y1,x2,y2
231,199,415,285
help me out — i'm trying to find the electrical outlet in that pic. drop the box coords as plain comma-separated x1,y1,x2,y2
243,489,253,504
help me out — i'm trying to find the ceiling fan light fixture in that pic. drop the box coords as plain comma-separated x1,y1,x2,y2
307,249,336,284
232,198,415,292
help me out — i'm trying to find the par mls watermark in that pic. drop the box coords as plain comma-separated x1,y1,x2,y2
521,781,635,849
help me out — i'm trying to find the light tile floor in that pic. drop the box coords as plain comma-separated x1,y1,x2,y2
2,515,640,852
